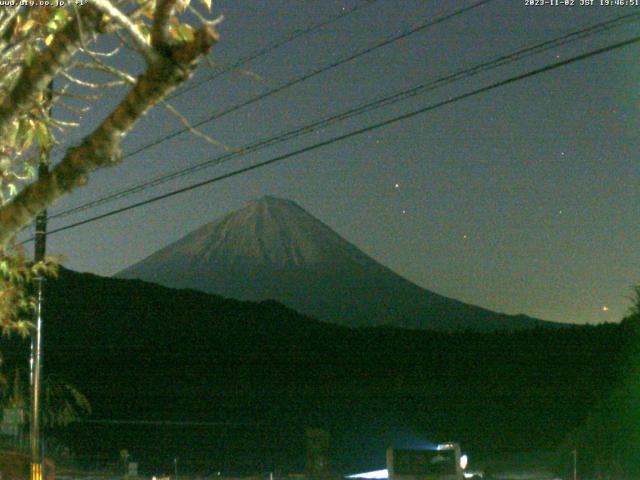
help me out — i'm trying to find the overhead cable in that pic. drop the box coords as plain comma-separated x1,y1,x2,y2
21,33,640,242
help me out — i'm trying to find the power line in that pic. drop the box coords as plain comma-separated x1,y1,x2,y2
49,11,640,220
48,0,382,160
106,0,497,161
22,34,640,242
166,0,383,101
46,0,498,220
51,1,491,163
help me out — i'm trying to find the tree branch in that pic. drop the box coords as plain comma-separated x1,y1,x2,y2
162,100,233,151
0,5,21,40
0,8,103,141
91,0,158,63
0,26,218,246
152,0,178,49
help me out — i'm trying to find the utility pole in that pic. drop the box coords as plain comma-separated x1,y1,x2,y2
30,86,51,480
572,449,577,480
174,457,179,480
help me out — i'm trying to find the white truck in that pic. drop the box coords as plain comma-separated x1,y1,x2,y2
386,443,464,480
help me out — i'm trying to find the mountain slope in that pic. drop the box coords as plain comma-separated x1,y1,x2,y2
117,196,553,331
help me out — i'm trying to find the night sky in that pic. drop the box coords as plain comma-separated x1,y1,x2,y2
31,0,639,325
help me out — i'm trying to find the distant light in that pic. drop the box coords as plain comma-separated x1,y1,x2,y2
346,469,389,479
394,184,400,188
602,306,609,312
460,454,468,470
437,443,455,451
464,471,483,479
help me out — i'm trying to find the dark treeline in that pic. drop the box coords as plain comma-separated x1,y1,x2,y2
1,269,638,477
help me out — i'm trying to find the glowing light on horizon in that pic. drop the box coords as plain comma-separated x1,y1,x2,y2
437,443,455,451
346,469,389,479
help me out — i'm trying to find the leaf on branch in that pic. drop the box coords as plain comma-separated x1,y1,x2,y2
24,44,37,67
21,163,36,181
174,23,195,42
31,258,60,278
4,119,19,148
17,19,36,35
176,0,191,14
13,320,32,337
136,0,157,19
46,8,69,33
35,121,54,150
17,119,35,151
137,22,152,43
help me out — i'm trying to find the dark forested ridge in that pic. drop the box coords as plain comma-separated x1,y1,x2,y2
2,268,637,476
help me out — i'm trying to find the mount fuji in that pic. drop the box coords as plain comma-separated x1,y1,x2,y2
116,196,554,331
